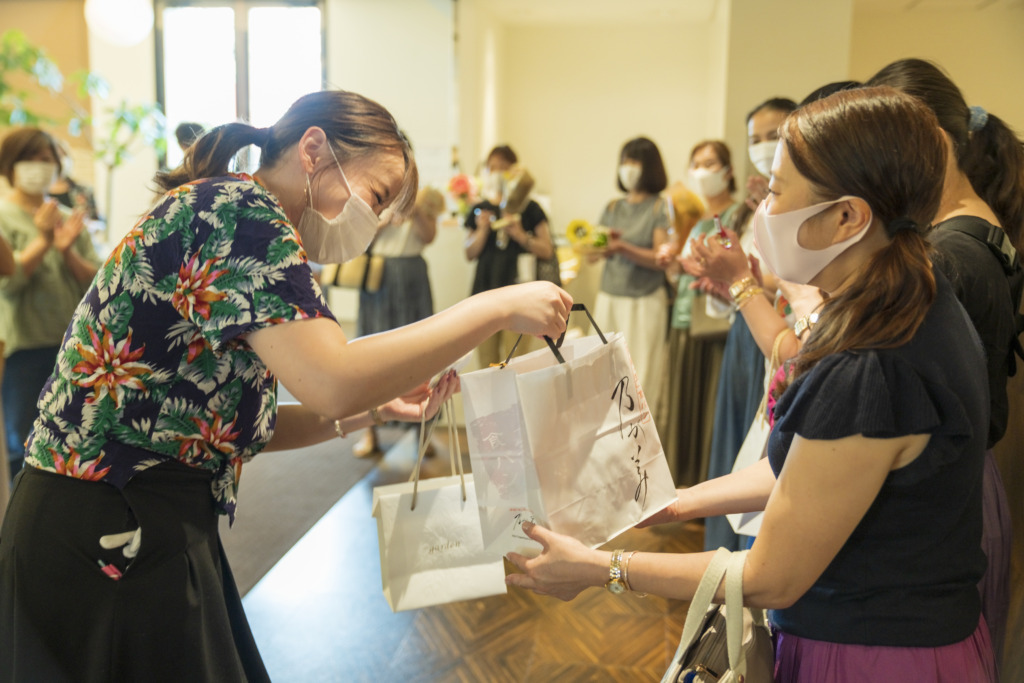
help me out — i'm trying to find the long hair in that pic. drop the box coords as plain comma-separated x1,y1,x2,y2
155,90,418,217
774,86,946,396
868,58,1024,252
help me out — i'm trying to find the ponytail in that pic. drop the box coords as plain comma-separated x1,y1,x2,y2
771,87,946,399
155,122,268,192
152,90,418,217
961,112,1024,252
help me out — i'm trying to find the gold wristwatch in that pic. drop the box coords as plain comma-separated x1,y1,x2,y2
794,311,820,339
606,549,626,594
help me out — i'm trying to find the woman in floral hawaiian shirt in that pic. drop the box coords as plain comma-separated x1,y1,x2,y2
0,90,571,682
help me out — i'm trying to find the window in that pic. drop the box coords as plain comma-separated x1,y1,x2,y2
156,0,325,171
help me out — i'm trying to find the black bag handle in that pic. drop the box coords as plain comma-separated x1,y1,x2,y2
496,304,606,368
543,303,606,365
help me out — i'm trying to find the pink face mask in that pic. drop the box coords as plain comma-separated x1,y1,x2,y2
752,196,871,284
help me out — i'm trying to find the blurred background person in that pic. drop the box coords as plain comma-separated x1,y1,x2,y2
464,144,554,368
175,121,206,153
592,136,671,415
0,127,100,481
352,186,446,457
658,140,737,485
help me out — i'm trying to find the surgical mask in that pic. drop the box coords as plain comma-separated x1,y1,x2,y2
748,141,778,177
13,161,57,196
482,170,504,203
619,164,642,192
296,145,379,264
689,166,730,198
752,196,871,284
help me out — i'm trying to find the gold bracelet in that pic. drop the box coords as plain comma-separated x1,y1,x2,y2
728,276,757,301
334,419,346,439
370,407,386,426
735,286,764,309
622,550,647,597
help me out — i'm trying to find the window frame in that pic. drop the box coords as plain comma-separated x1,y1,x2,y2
153,0,327,168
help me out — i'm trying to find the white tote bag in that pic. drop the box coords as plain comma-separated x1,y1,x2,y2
726,328,789,537
371,401,507,612
461,304,677,556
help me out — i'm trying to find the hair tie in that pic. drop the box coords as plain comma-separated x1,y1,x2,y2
968,106,989,133
888,216,918,234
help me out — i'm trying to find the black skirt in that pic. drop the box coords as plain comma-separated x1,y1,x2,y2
0,463,269,683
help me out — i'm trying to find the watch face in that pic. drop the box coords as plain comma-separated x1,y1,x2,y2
607,580,626,595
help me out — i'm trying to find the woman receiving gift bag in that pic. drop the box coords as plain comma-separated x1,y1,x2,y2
505,87,996,681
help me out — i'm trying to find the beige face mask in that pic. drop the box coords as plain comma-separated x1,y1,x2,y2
295,145,379,264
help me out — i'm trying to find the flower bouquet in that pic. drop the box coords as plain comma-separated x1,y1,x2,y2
448,173,478,219
566,219,610,254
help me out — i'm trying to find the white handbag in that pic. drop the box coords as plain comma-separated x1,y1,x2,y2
662,548,775,682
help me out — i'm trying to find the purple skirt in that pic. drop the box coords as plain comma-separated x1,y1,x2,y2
773,617,996,683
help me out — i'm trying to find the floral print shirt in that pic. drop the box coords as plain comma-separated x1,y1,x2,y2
24,174,335,519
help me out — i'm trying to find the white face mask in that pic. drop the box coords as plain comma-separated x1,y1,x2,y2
748,141,778,177
752,196,871,284
689,166,730,198
14,161,57,196
618,164,642,192
296,145,380,264
482,170,504,204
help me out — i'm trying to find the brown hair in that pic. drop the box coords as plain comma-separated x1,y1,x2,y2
689,139,736,194
618,136,667,194
0,127,62,185
487,145,518,166
155,90,418,217
775,86,946,396
868,58,1024,252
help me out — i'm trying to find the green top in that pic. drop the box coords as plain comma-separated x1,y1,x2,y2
0,198,100,356
670,202,740,330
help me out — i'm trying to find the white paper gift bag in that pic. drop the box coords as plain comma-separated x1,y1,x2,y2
461,304,677,556
725,411,770,537
372,401,507,612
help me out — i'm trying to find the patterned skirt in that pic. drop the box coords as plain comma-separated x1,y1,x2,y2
0,462,269,682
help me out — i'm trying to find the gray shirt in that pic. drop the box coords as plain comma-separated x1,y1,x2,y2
598,195,670,297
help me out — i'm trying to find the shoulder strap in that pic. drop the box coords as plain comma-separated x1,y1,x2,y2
940,218,1024,371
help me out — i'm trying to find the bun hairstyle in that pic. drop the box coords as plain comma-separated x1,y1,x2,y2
868,58,1024,252
775,86,946,396
155,90,418,218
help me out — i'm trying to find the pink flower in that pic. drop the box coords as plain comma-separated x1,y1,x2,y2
171,253,228,321
49,447,110,481
73,326,150,407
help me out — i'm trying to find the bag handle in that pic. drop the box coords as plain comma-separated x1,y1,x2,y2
724,550,760,675
543,303,607,364
408,393,464,510
670,547,731,665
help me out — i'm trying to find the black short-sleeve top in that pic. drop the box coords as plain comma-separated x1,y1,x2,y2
465,199,547,295
766,271,988,647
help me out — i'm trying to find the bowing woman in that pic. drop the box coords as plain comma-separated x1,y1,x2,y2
0,89,571,681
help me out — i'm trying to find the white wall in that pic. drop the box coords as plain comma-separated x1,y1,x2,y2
325,0,468,319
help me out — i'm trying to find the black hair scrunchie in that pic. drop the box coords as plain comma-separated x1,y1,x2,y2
888,216,918,234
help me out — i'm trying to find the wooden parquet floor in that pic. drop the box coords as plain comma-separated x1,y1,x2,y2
243,426,704,682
